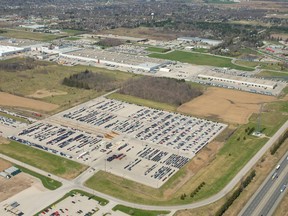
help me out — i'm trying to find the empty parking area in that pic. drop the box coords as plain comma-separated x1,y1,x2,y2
11,97,226,187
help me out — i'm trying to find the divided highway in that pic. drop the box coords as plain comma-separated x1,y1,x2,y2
239,151,288,216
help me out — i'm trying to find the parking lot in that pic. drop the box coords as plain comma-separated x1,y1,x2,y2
11,97,226,187
37,193,112,216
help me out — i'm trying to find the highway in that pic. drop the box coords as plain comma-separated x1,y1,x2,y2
0,120,287,215
239,151,288,216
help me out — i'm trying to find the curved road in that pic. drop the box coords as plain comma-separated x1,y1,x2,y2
1,120,288,214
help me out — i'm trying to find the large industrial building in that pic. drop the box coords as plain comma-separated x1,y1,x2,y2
59,48,171,71
0,45,25,57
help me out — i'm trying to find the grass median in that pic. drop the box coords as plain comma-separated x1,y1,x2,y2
107,93,177,112
113,205,170,216
0,141,87,179
14,165,62,190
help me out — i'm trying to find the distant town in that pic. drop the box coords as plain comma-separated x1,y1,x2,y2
0,0,287,216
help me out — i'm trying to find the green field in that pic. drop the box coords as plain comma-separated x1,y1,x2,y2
107,93,177,112
64,36,81,41
0,58,135,111
85,100,288,205
256,70,288,80
34,190,108,216
146,47,170,53
61,29,85,36
112,205,170,216
149,51,254,71
0,28,62,41
15,165,62,190
0,141,87,179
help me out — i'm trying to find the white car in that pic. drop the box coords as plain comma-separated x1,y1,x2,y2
280,184,286,193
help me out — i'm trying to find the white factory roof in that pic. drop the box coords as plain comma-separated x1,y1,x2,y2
0,45,24,55
198,72,277,89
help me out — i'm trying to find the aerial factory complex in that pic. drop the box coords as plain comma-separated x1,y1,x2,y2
0,0,288,216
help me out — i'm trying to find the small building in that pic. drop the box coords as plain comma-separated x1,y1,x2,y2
0,171,11,179
4,166,21,176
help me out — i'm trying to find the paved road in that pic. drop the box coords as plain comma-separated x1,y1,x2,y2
239,151,288,216
1,120,287,214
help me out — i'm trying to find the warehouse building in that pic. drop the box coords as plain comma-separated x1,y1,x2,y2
0,45,25,57
59,48,171,71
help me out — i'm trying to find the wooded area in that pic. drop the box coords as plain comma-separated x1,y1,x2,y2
119,76,202,106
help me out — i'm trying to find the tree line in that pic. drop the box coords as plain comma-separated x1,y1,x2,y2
62,69,120,91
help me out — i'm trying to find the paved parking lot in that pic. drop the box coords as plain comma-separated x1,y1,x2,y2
37,193,114,216
10,98,226,187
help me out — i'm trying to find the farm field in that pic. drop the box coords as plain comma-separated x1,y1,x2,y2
149,51,254,71
0,92,59,112
177,87,277,124
0,141,87,179
0,58,135,111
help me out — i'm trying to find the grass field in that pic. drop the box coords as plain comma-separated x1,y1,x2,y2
149,51,254,71
235,60,288,72
112,205,170,216
85,100,288,205
0,28,62,41
146,47,170,53
0,58,135,112
107,93,177,112
14,165,62,190
256,70,288,80
64,36,80,41
0,141,87,179
61,29,85,36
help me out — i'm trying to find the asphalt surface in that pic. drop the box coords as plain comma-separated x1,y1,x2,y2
239,151,288,216
0,120,287,215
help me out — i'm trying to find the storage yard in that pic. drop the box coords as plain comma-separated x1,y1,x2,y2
9,97,226,188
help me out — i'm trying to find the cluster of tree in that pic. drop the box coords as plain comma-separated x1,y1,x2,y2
119,77,202,106
216,170,256,216
270,130,288,155
96,38,124,48
0,58,44,72
62,69,120,91
190,182,206,198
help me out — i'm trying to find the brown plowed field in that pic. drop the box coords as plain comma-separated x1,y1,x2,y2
0,92,58,112
178,87,276,124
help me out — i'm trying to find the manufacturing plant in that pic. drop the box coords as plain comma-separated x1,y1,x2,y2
195,72,283,95
0,35,286,95
59,48,171,72
0,37,47,57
